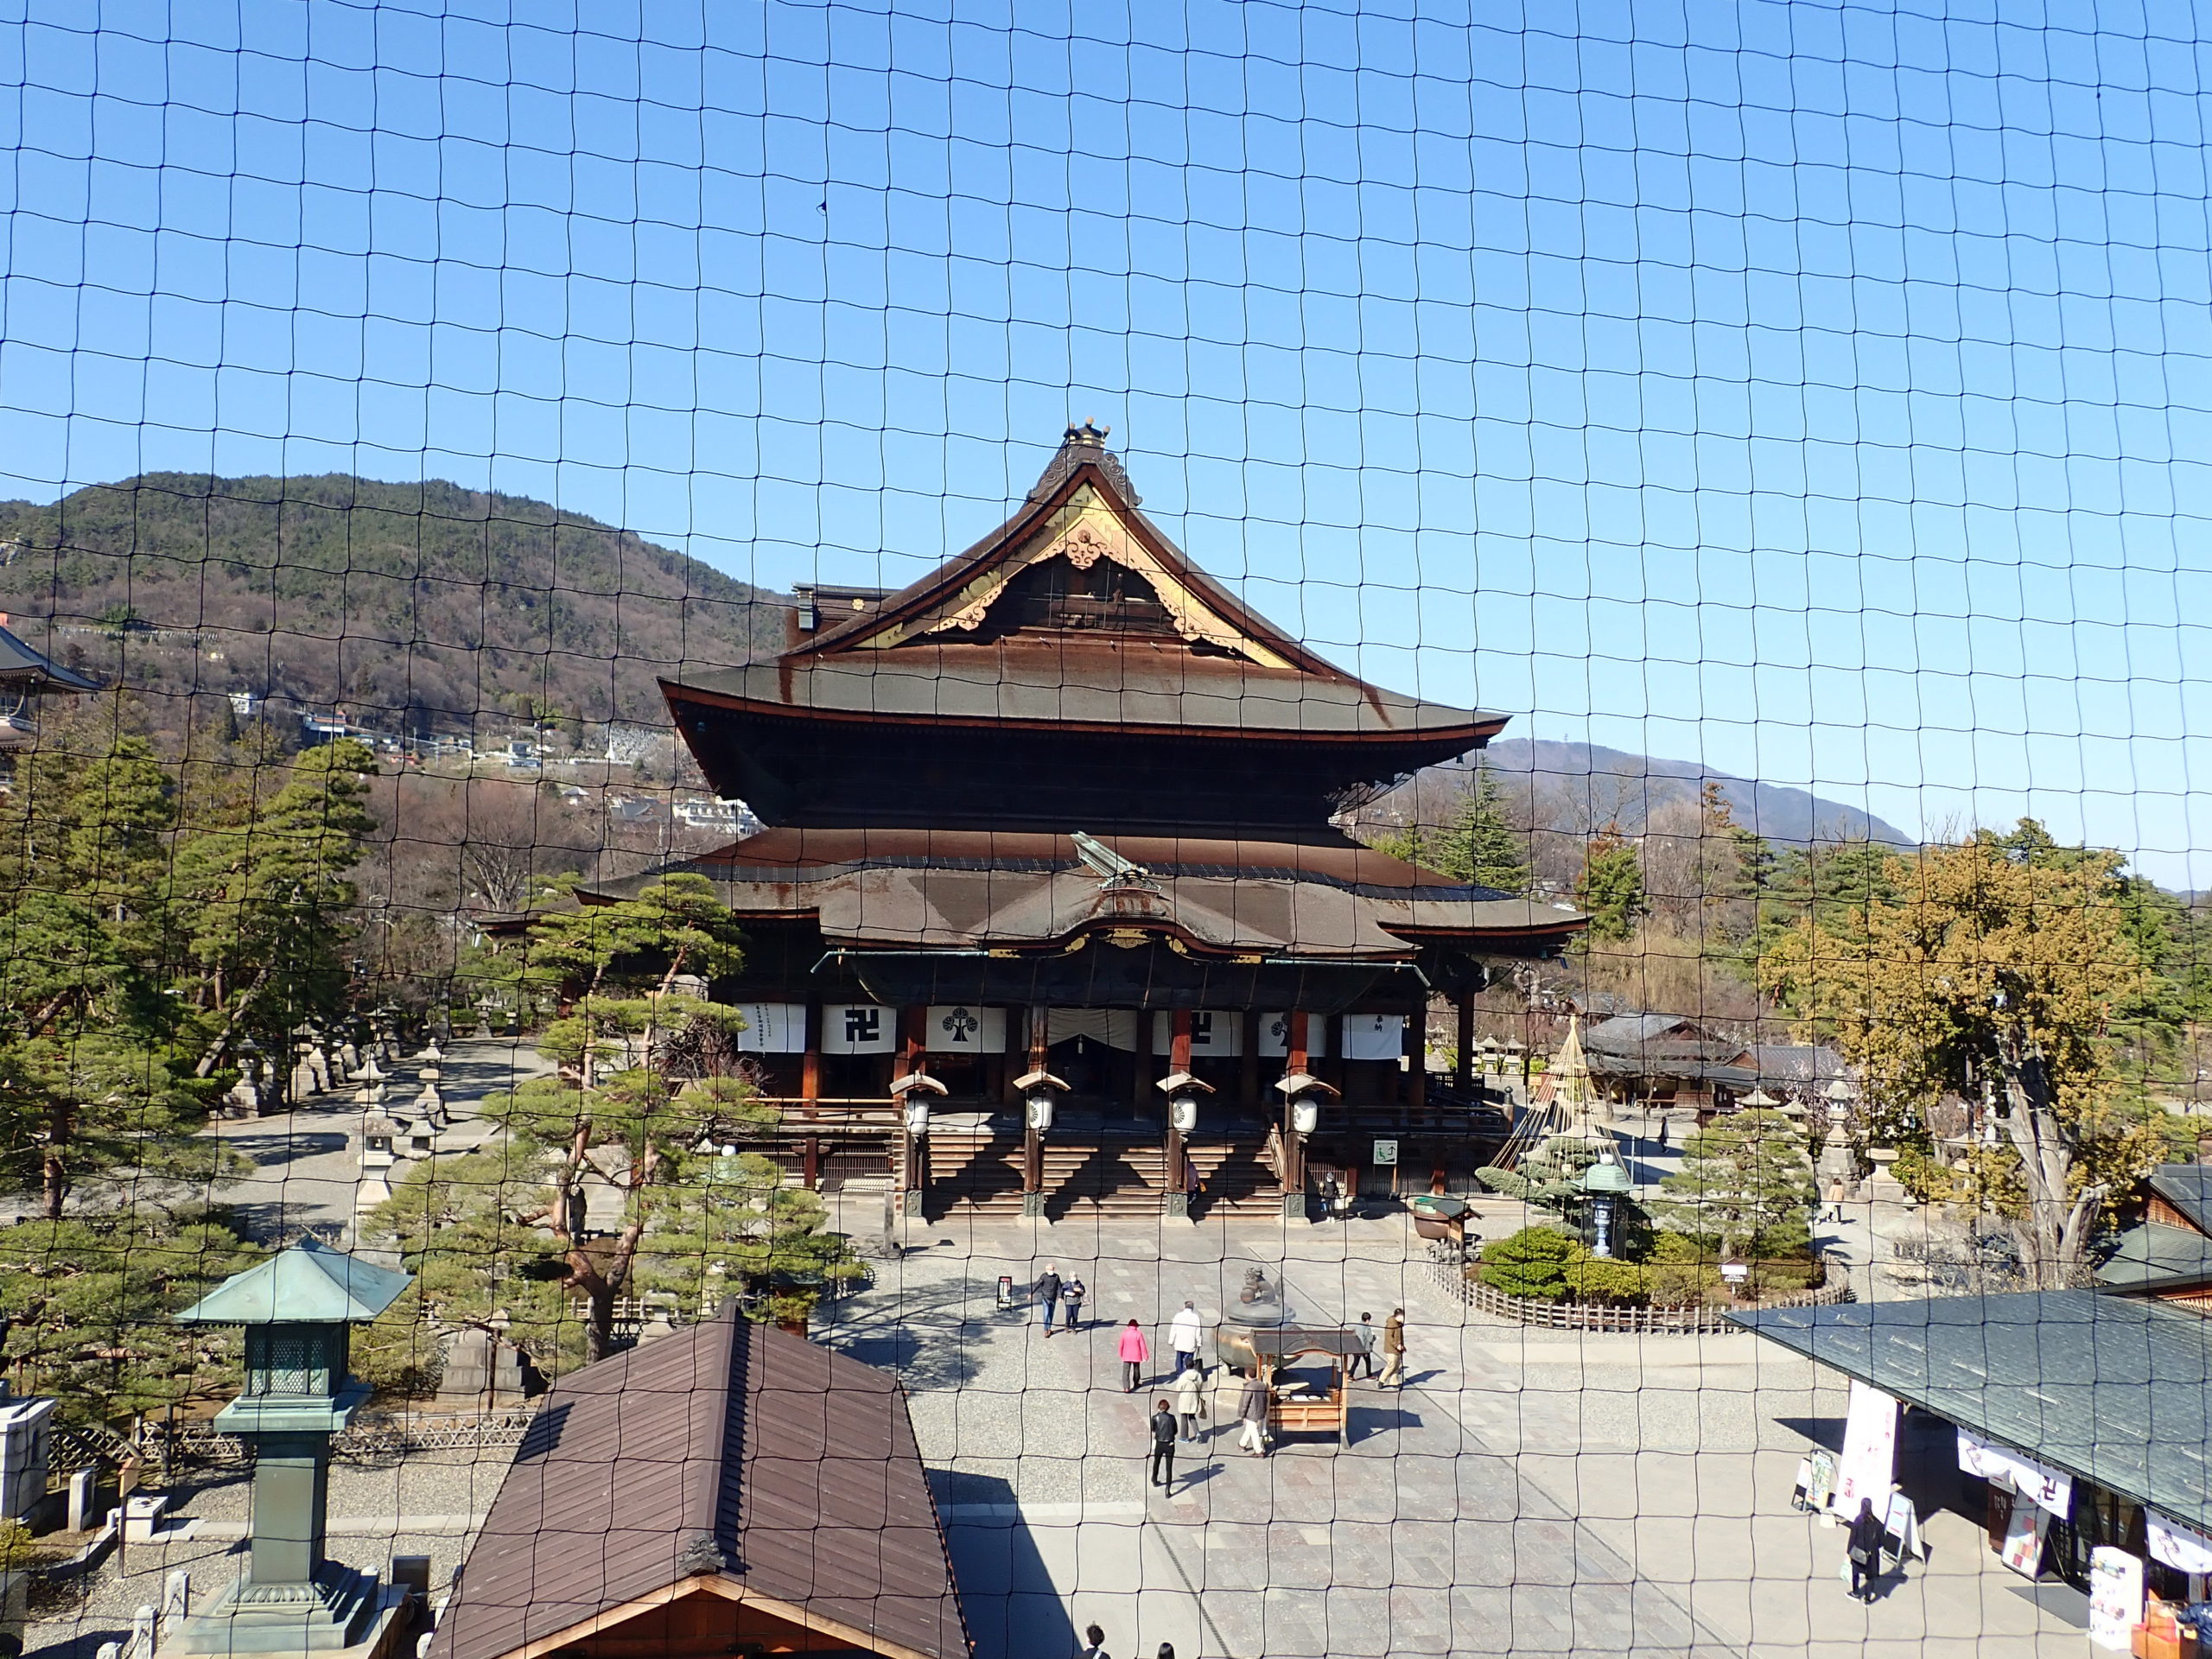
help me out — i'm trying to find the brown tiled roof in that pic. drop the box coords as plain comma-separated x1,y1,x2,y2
428,1307,968,1659
585,828,1587,958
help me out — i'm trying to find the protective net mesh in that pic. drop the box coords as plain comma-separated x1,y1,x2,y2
2,4,2207,1658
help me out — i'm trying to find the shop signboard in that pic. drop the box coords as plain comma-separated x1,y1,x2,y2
2088,1545,2145,1650
1833,1380,1899,1516
1999,1503,2048,1578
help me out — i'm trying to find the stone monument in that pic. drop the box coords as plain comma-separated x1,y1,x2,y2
165,1237,412,1659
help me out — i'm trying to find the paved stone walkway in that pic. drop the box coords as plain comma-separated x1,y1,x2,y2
823,1210,2089,1659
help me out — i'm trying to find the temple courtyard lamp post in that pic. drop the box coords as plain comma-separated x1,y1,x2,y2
168,1237,414,1659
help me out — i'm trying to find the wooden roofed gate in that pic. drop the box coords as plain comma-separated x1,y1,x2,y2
429,1304,969,1659
587,424,1588,1217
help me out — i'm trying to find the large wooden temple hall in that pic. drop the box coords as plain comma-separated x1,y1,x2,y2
619,423,1585,1219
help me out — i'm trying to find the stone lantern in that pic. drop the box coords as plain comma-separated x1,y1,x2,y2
168,1237,412,1658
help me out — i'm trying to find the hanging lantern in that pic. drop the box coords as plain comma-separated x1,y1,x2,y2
1170,1093,1200,1133
1291,1099,1320,1135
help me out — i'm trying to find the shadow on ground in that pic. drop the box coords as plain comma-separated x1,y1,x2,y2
933,1472,1077,1659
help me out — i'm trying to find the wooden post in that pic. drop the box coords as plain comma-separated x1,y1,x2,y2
1132,1005,1152,1121
899,1007,928,1201
801,997,823,1190
1282,1010,1309,1198
1166,1009,1193,1198
1240,1006,1262,1119
1453,992,1474,1093
1406,1007,1427,1122
1024,1006,1048,1196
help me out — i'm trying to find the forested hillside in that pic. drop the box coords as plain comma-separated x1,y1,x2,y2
0,474,786,734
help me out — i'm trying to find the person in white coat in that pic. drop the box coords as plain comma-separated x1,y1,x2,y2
1168,1299,1205,1374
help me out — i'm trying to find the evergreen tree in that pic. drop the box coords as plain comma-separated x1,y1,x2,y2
1438,766,1530,893
1654,1108,1817,1257
168,738,380,1085
1574,824,1647,943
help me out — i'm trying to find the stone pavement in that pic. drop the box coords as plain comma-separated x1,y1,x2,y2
199,1035,551,1242
822,1209,2089,1659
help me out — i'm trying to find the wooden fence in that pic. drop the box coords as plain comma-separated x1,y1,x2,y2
1424,1243,1855,1335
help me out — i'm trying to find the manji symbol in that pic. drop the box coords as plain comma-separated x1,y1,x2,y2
845,1007,882,1045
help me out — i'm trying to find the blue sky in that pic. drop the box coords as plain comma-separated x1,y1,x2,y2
2,0,2209,883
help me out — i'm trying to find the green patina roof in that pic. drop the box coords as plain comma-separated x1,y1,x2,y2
2096,1221,2212,1294
176,1236,411,1325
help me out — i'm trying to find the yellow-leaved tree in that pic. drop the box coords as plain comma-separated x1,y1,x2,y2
1763,822,2158,1288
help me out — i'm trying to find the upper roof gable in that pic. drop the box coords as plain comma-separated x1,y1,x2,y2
788,424,1351,679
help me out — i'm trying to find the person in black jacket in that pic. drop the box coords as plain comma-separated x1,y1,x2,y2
1034,1263,1063,1336
1148,1397,1179,1491
1846,1497,1886,1601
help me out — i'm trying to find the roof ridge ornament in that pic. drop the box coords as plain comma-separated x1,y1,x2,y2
1071,830,1160,893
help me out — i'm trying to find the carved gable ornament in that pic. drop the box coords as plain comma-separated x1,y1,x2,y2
909,499,1290,666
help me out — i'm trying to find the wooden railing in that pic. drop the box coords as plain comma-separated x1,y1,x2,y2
1423,1242,1855,1335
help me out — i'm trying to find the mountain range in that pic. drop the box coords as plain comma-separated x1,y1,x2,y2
1375,737,1917,850
0,473,1919,861
0,473,786,734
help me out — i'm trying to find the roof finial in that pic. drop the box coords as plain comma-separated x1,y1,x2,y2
1064,418,1109,446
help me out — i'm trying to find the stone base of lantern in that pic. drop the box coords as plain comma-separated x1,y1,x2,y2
166,1566,407,1659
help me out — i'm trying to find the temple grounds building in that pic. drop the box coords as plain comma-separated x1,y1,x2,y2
601,425,1585,1219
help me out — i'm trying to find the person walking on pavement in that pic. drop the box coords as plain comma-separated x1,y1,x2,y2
1118,1319,1150,1392
1846,1497,1885,1601
1348,1311,1379,1380
1169,1299,1205,1374
1034,1263,1063,1336
1212,1360,1246,1439
1077,1624,1109,1659
1148,1396,1179,1491
1061,1274,1086,1332
1170,1361,1208,1442
1236,1366,1271,1456
1378,1308,1407,1387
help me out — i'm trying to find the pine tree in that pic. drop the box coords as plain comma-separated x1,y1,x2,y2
1655,1108,1817,1257
1438,766,1530,893
1574,824,1647,943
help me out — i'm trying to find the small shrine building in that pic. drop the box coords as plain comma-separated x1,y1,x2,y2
609,424,1585,1217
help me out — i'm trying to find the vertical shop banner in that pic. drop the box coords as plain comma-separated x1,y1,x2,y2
2088,1546,2145,1650
1832,1381,1898,1516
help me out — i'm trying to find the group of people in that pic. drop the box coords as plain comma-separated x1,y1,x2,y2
1030,1264,1088,1334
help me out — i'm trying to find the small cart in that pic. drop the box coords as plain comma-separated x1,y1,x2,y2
1243,1325,1365,1447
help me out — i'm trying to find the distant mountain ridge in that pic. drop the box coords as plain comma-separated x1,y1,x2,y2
0,473,787,734
1381,737,1918,850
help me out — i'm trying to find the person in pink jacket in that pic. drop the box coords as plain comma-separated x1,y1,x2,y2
1117,1319,1150,1393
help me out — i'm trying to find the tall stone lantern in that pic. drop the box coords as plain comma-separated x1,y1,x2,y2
168,1237,413,1658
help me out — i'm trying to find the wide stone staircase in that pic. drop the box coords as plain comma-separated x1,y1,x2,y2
921,1131,1278,1220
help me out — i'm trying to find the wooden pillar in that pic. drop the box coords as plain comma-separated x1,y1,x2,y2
1023,1006,1048,1195
899,1006,928,1198
1131,1007,1152,1120
1453,992,1474,1093
1405,1007,1427,1122
1239,1007,1262,1120
801,997,823,1190
1166,1009,1193,1196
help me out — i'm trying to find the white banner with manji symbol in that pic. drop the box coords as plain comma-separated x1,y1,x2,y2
1255,1013,1331,1058
1150,1011,1244,1054
926,1005,1007,1053
821,1003,897,1054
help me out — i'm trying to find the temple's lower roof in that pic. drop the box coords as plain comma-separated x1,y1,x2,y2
589,828,1584,962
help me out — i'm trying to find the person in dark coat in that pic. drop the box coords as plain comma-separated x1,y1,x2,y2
1077,1623,1109,1659
1034,1263,1063,1335
1846,1497,1885,1601
1148,1396,1179,1491
1061,1275,1086,1331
